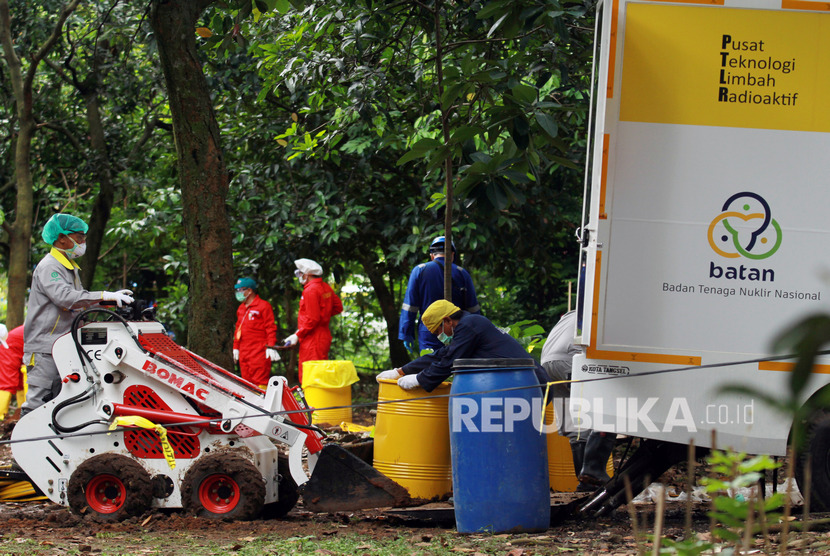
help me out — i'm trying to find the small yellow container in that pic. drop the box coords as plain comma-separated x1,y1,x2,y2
545,403,614,492
302,360,358,426
373,378,452,499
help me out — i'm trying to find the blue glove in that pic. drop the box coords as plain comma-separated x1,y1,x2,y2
403,339,415,353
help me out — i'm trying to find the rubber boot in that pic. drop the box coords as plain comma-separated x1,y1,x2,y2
0,390,11,419
579,432,616,487
570,440,585,477
570,440,593,492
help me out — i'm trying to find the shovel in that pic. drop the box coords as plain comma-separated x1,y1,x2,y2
300,444,411,513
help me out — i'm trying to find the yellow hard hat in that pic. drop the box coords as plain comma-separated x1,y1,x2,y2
422,300,461,334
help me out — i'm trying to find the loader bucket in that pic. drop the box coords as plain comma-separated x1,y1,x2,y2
300,444,411,513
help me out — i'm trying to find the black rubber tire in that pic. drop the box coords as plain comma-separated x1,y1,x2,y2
795,411,830,512
262,455,299,519
181,452,265,520
67,453,153,522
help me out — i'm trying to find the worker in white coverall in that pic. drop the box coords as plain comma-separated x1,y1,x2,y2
21,214,134,415
541,310,616,490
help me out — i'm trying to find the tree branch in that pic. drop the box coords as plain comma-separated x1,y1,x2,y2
43,57,73,86
0,0,24,103
25,0,84,92
446,25,546,49
37,121,84,152
127,116,170,163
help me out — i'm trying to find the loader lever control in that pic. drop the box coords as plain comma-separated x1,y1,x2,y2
63,373,81,384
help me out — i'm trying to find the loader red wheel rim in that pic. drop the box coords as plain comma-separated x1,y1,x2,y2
86,474,126,514
198,474,240,514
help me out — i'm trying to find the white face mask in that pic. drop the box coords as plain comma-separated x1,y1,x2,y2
61,237,87,259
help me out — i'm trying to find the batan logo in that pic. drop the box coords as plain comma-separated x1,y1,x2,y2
708,192,782,260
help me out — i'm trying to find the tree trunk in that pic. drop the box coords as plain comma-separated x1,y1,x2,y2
149,0,235,368
0,0,80,327
6,121,34,329
1,0,33,328
80,91,115,289
359,255,410,368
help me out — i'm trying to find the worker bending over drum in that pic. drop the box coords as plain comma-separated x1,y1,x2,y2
378,300,547,392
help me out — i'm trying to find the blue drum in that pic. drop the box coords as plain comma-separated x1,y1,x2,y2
449,358,550,533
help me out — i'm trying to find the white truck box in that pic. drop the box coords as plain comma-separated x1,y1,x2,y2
573,0,830,460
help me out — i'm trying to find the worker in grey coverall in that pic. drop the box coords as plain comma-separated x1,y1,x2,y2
541,310,615,490
21,214,134,415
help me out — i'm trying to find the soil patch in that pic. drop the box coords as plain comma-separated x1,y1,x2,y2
0,413,825,555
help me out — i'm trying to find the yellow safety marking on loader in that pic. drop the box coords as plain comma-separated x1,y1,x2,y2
110,416,176,470
339,421,374,437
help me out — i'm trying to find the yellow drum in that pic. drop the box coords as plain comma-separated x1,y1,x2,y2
302,360,358,426
373,378,452,499
545,403,614,492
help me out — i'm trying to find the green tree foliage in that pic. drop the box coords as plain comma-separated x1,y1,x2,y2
0,0,596,372
0,0,82,327
190,0,595,366
0,0,172,322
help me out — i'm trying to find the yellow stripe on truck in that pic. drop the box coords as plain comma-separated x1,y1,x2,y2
758,361,830,373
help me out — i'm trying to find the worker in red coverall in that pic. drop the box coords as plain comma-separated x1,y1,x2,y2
0,324,26,418
232,277,279,390
282,259,343,382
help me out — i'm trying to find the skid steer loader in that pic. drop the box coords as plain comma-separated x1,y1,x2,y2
11,306,408,521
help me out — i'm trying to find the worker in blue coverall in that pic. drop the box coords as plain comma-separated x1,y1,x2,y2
398,236,480,353
380,300,547,391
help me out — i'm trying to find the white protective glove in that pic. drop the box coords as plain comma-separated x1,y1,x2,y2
283,333,299,347
265,348,280,361
376,369,402,383
233,349,239,362
397,373,421,391
102,289,134,307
